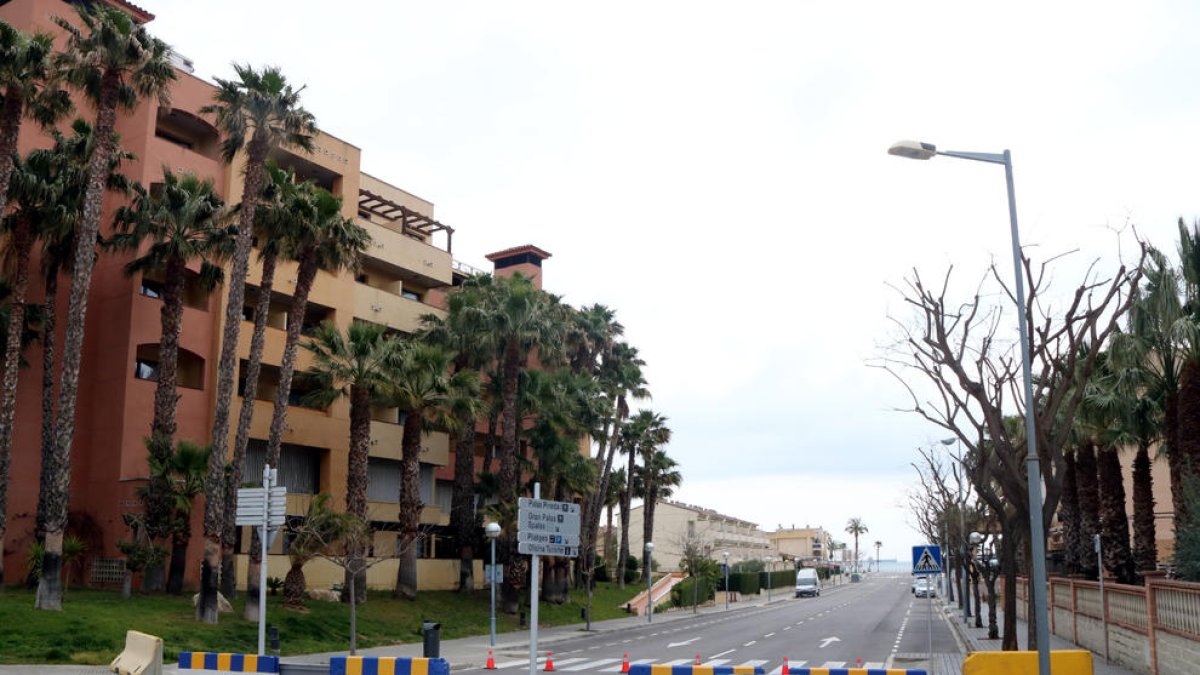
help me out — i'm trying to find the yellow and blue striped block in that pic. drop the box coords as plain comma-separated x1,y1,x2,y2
177,651,280,672
790,670,927,675
329,656,452,675
628,664,767,675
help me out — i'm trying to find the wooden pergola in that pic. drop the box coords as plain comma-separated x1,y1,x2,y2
357,189,454,253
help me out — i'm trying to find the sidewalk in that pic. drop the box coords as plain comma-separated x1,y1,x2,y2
0,580,831,674
939,599,1138,675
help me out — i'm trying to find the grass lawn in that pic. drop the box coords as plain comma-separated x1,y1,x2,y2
0,581,643,665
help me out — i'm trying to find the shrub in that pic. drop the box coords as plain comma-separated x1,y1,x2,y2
593,563,611,583
671,576,716,607
727,572,760,595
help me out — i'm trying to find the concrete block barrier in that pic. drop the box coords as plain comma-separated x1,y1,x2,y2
109,630,163,675
329,656,452,675
178,651,281,672
790,670,927,675
628,664,766,675
962,650,1092,675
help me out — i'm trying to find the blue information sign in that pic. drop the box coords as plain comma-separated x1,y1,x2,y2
911,545,942,575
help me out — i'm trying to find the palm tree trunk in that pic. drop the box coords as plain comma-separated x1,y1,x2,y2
1166,390,1186,536
203,134,269,623
1133,444,1158,573
395,408,424,600
247,255,318,619
0,214,32,583
641,487,655,583
580,418,614,588
451,407,477,593
38,74,121,611
341,384,370,605
283,562,306,610
605,502,615,570
498,341,521,612
0,88,23,209
618,441,635,590
36,268,58,538
151,258,186,441
222,251,277,600
0,232,29,574
167,532,189,595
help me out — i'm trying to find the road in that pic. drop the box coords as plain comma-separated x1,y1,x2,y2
466,574,959,674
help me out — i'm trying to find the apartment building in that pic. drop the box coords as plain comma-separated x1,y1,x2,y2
768,526,830,567
623,500,772,571
0,0,540,591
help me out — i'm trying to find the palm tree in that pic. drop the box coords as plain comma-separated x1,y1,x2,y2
845,518,868,574
302,320,402,603
39,4,176,611
283,492,340,610
161,441,210,595
0,19,71,209
419,273,494,593
595,342,646,591
106,168,230,591
635,448,680,583
221,163,304,599
619,409,670,584
386,341,478,600
246,188,367,619
199,64,315,623
603,467,626,572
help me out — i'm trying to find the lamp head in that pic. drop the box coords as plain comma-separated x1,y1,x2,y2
889,140,938,160
969,531,984,545
485,522,501,539
941,437,956,446
645,542,654,552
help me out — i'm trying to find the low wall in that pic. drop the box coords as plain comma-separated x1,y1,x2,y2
234,555,484,592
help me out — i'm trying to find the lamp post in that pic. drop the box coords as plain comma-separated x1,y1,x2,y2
485,522,501,647
890,140,1050,675
645,542,654,624
765,556,774,601
723,551,730,610
942,437,970,625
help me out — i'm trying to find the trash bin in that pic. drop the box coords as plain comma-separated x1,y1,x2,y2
422,620,441,658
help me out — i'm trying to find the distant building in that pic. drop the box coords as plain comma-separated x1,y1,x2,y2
769,526,830,567
622,499,771,571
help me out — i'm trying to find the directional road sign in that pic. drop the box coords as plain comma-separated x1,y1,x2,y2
517,531,579,546
517,497,580,536
235,486,287,527
912,545,942,575
518,540,578,557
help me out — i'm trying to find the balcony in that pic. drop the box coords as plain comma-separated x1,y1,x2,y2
360,220,451,288
353,284,443,333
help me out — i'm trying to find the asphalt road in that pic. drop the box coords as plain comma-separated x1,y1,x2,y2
465,574,960,674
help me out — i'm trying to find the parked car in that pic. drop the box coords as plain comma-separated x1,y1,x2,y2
913,577,936,598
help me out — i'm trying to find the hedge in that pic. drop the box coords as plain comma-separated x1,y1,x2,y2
727,571,760,595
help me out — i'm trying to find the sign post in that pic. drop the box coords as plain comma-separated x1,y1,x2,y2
235,465,286,656
912,545,942,666
518,487,580,675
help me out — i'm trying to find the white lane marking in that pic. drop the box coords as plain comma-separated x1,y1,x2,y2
662,659,693,666
711,649,736,659
562,658,621,671
743,641,757,647
621,639,632,644
494,660,530,669
764,633,776,638
701,660,731,667
601,658,654,672
821,661,847,668
864,662,885,669
741,660,769,668
545,659,588,667
783,626,792,631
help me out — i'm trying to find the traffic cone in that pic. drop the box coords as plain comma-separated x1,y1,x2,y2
486,651,496,670
782,657,790,675
856,659,862,670
621,654,630,673
695,654,702,665
544,652,555,672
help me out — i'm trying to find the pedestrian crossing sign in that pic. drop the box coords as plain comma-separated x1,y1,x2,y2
912,545,942,574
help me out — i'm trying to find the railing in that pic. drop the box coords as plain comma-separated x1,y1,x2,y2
1154,580,1200,638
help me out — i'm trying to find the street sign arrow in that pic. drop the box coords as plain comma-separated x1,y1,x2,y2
667,637,701,648
819,637,841,649
517,531,580,546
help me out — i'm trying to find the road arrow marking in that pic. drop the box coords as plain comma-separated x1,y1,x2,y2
667,637,701,648
819,637,841,649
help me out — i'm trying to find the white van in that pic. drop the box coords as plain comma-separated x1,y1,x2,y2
794,568,821,597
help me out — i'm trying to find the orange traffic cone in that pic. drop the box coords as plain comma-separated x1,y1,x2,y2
621,654,630,673
856,659,863,669
544,652,555,672
782,657,790,675
695,654,702,665
486,651,496,670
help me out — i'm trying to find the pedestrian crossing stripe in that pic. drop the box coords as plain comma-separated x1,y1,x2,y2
911,545,941,574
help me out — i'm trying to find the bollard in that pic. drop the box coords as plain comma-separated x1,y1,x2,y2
422,620,441,658
268,625,280,653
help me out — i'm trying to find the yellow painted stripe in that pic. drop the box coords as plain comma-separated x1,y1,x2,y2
347,656,364,675
190,653,205,669
809,669,830,675
245,655,258,672
218,653,232,670
411,658,429,675
732,668,757,675
651,665,673,675
887,670,909,675
378,657,396,675
694,667,713,675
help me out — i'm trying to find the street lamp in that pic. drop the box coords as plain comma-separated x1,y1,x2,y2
890,140,1051,675
942,437,970,625
723,551,730,610
645,542,654,624
485,522,502,647
765,556,774,601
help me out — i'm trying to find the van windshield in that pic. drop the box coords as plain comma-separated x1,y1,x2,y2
798,578,816,586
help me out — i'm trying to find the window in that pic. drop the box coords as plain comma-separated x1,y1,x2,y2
134,359,158,381
400,289,421,302
140,279,163,299
687,520,695,537
244,440,321,494
355,273,368,284
367,457,401,503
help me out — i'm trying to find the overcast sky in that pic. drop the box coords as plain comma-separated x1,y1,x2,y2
141,1,1200,562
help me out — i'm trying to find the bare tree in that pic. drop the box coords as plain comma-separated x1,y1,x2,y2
878,245,1144,650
